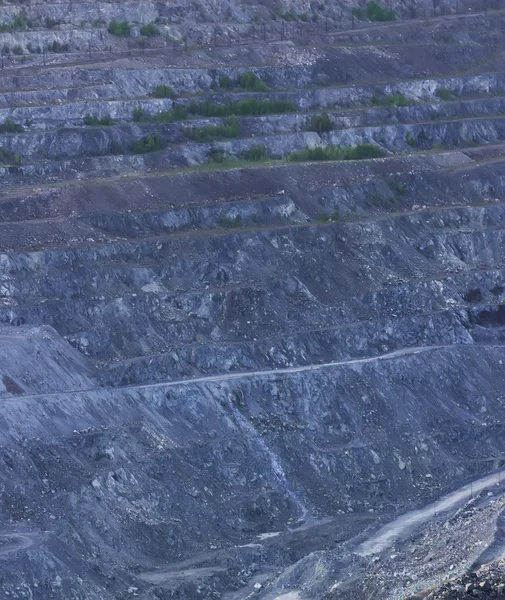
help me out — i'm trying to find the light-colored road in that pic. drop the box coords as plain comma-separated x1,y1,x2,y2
10,345,440,403
356,470,505,556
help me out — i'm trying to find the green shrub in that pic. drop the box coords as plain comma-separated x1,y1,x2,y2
13,11,26,29
44,16,60,29
236,71,268,92
0,148,21,165
219,74,232,89
405,132,418,147
83,115,115,126
140,22,159,36
47,40,69,53
299,12,310,21
352,1,394,21
2,45,10,54
436,87,452,101
12,45,23,55
309,112,333,133
151,84,176,99
186,116,239,142
27,43,41,54
241,143,267,161
108,20,131,36
209,148,227,163
0,119,24,133
131,133,163,154
388,179,408,195
0,11,27,33
288,144,385,162
281,9,297,21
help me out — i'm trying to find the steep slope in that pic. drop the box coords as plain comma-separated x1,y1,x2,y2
1,1,505,599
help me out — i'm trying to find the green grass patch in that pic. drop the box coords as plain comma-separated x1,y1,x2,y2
352,1,394,21
83,115,115,126
188,98,294,117
288,144,385,162
135,98,295,124
0,119,24,134
131,133,163,154
151,84,177,99
237,71,268,92
186,116,239,142
108,20,131,36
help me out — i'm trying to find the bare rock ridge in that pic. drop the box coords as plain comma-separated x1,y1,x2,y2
1,0,505,598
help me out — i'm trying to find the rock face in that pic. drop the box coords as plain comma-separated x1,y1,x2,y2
420,561,505,599
1,0,505,599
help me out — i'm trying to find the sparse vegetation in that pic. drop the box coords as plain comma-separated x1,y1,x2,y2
12,45,23,55
0,148,21,166
47,41,69,53
241,143,267,161
308,113,333,133
186,116,239,142
151,84,177,99
140,22,159,36
280,9,297,21
108,20,131,37
388,179,408,195
109,140,125,155
209,148,227,163
26,43,41,54
0,119,24,134
131,133,163,154
83,115,115,127
371,93,409,107
237,71,268,92
288,144,385,162
219,74,232,89
44,16,60,29
134,98,295,124
219,215,242,228
436,87,453,101
187,98,294,118
405,132,418,147
133,105,188,123
352,1,395,21
0,11,27,32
